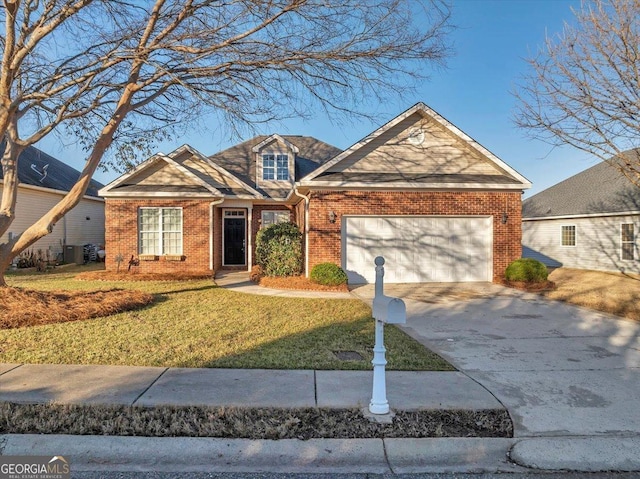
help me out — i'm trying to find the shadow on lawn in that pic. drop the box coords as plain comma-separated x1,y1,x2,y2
172,316,454,372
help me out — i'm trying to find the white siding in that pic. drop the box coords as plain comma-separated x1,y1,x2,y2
523,215,640,274
65,197,106,246
0,184,105,260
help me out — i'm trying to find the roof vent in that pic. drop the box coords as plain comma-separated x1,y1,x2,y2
31,163,49,182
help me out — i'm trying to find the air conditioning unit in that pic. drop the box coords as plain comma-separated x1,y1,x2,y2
64,245,84,265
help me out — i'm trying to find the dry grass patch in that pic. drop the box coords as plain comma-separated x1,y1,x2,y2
258,275,349,292
0,287,154,329
544,268,640,321
0,403,512,439
76,270,212,281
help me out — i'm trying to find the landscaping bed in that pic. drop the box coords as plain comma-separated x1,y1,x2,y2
0,402,512,439
258,275,349,292
0,287,153,329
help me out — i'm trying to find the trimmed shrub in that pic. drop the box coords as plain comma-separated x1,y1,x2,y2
505,258,548,283
255,222,302,277
311,262,348,286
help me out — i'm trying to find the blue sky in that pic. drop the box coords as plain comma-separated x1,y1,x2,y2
40,0,591,197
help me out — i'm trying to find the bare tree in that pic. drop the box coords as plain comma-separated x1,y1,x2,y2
0,0,453,286
514,0,640,186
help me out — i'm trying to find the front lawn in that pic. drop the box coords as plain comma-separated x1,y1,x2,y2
1,266,452,371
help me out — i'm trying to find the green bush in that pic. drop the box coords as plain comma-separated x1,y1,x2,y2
310,263,348,286
505,258,548,282
255,222,302,277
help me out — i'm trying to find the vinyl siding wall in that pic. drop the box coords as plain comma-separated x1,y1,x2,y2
522,214,640,274
328,113,503,176
0,185,105,261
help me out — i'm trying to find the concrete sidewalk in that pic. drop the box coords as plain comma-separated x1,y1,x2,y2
0,363,500,410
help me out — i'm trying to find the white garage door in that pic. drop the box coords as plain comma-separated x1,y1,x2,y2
343,216,492,283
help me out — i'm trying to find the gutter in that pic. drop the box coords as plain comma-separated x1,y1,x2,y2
523,210,640,221
293,187,311,278
2,180,105,202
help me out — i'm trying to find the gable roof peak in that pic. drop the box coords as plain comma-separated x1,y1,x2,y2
251,134,300,154
301,102,531,189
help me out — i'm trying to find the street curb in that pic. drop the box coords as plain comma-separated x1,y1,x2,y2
0,435,527,474
510,436,640,472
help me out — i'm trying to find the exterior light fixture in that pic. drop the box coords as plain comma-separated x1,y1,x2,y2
328,211,337,224
501,212,508,224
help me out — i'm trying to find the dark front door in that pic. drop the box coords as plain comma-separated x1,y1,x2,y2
224,218,246,265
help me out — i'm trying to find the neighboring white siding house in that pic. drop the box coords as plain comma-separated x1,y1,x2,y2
0,144,105,262
523,154,640,275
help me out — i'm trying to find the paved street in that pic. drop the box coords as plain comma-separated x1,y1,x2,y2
69,473,640,479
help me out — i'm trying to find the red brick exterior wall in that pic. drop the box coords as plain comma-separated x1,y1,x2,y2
105,199,212,274
306,190,523,282
105,190,523,281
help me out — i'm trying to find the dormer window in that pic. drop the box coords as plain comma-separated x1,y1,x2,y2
262,154,288,181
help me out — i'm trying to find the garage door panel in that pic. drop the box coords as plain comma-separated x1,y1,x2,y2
344,216,492,284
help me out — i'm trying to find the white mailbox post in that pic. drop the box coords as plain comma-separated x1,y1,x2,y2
369,256,406,415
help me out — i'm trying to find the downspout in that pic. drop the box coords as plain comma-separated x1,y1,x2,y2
209,198,225,272
293,187,311,278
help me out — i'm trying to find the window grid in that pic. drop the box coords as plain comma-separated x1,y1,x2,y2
561,225,576,247
262,153,288,181
621,223,635,261
276,154,288,180
262,154,275,180
261,210,290,228
139,207,182,255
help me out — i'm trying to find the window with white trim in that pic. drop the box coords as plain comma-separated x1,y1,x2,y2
262,154,288,181
261,210,290,228
561,225,576,246
138,207,182,255
621,223,635,260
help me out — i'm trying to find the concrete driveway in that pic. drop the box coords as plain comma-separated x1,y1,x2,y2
351,282,640,438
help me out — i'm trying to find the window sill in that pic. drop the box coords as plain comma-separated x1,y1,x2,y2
139,255,159,261
164,254,186,262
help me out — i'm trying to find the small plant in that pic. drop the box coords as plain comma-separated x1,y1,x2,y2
255,222,302,277
249,265,264,282
505,258,548,283
310,262,348,286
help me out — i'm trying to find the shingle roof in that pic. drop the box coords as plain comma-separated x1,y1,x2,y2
0,142,103,197
209,135,341,199
523,153,640,218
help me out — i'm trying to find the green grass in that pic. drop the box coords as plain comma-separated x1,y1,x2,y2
2,265,453,371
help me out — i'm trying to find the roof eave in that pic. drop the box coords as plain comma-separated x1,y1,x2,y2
523,210,640,221
298,180,530,190
101,191,224,199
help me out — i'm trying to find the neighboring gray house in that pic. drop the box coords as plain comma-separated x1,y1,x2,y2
522,156,640,274
0,144,105,262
